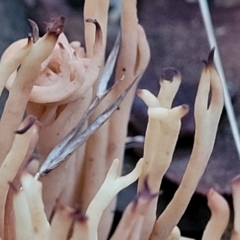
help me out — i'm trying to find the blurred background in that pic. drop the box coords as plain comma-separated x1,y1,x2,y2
1,0,240,238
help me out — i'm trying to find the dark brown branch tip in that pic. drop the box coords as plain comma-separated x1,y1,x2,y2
8,181,19,193
85,18,101,34
28,19,37,27
46,16,65,35
161,67,180,82
28,19,39,43
15,115,37,134
201,48,215,67
72,208,88,223
86,18,103,50
201,59,208,66
58,42,65,49
207,47,215,66
140,176,159,199
132,176,159,210
85,18,97,24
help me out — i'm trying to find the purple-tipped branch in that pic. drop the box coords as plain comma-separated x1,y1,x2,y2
0,17,63,163
85,158,143,240
70,210,89,240
15,115,37,134
136,69,183,239
110,178,157,240
0,116,40,237
48,203,75,240
150,51,224,240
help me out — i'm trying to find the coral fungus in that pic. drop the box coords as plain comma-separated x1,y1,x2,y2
0,0,238,239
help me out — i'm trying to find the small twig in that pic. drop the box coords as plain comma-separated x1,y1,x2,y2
37,74,139,177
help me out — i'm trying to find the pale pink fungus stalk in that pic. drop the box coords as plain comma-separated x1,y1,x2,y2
137,68,189,239
231,175,240,240
0,0,149,238
202,188,230,240
0,17,63,165
150,49,224,240
110,178,158,240
85,158,143,240
166,226,181,240
47,203,75,240
2,2,149,232
79,0,150,238
0,27,63,236
4,118,41,240
5,155,142,240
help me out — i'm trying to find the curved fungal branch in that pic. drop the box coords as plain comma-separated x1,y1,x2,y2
85,158,143,240
231,175,240,239
150,49,224,240
136,68,183,239
0,116,40,238
202,189,230,240
28,19,39,43
0,17,64,163
110,178,158,240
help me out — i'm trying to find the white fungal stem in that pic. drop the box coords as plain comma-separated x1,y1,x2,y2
85,158,143,240
202,189,230,240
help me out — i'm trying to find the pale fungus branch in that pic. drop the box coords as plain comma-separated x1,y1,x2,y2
110,178,158,240
47,203,75,240
85,158,143,240
166,226,181,240
12,185,35,240
157,67,182,109
231,175,240,240
19,173,50,239
83,0,109,58
140,104,189,239
79,1,150,238
202,188,230,240
0,115,40,238
150,49,224,240
137,68,185,239
70,210,89,240
0,36,32,97
137,68,181,191
0,16,64,164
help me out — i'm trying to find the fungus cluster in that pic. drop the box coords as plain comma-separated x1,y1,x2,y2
0,0,238,239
